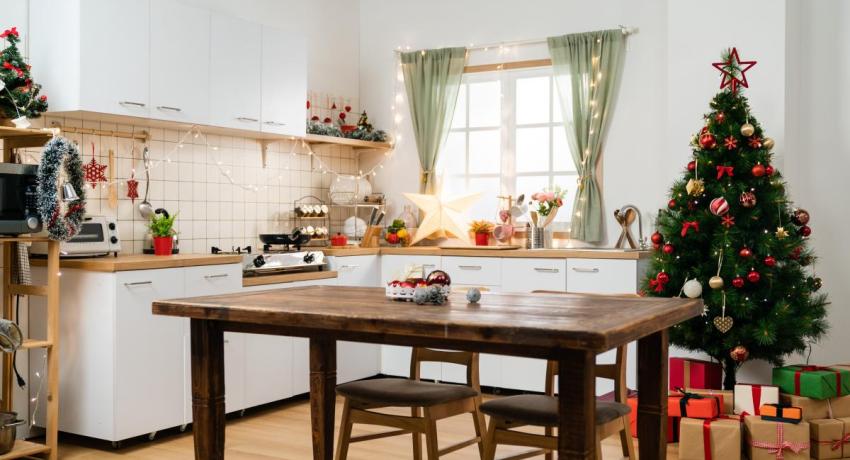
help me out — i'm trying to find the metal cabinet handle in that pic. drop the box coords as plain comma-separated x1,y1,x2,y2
458,265,483,270
263,121,286,126
119,101,146,108
204,274,229,280
236,117,259,122
124,281,153,287
534,267,560,273
156,106,182,112
339,265,360,270
571,267,600,273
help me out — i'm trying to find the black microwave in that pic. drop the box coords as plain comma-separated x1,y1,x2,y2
0,163,42,235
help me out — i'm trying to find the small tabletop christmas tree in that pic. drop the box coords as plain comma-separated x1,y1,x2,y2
643,48,828,389
0,27,48,121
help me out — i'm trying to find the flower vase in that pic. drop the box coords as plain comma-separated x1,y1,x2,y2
474,232,489,246
530,227,547,249
152,236,173,256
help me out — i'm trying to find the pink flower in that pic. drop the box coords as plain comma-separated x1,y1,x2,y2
543,192,556,201
39,95,47,102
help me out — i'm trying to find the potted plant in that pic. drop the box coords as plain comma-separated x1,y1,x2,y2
469,220,495,246
148,212,177,256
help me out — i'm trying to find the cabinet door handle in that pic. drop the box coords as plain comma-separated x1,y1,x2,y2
571,267,600,273
534,267,560,273
119,101,146,108
124,281,153,287
458,265,483,270
204,274,229,280
339,265,360,270
156,106,182,112
263,121,286,126
236,117,259,122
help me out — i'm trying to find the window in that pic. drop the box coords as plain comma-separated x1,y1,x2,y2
437,67,578,226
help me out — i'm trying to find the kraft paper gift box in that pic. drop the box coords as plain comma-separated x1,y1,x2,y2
686,388,734,415
745,416,811,460
670,357,722,391
678,417,741,460
668,391,724,419
627,397,679,443
781,393,850,420
734,383,780,415
810,417,850,459
773,365,850,400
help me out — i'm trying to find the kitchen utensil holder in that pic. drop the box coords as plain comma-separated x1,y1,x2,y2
359,225,383,248
530,227,547,249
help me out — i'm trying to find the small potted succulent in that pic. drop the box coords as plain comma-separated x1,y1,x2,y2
469,220,495,246
148,212,177,256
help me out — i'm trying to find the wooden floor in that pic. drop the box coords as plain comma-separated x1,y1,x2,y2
52,396,678,459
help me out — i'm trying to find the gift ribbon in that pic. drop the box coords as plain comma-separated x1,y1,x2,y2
752,384,763,415
750,422,810,459
812,427,850,454
681,221,699,237
702,414,748,460
716,165,734,179
683,360,691,388
675,388,721,418
793,365,844,397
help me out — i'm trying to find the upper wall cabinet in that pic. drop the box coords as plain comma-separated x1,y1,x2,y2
261,26,306,137
149,0,210,124
210,14,261,131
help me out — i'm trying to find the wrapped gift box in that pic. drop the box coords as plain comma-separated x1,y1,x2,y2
679,417,742,460
760,403,803,424
810,417,850,459
670,357,722,391
781,393,850,421
745,416,811,460
668,391,724,419
734,383,780,415
627,397,679,443
773,365,850,400
687,388,734,414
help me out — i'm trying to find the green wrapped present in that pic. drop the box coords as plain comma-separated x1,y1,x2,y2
773,365,850,400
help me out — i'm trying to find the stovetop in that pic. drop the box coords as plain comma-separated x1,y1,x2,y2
210,245,327,276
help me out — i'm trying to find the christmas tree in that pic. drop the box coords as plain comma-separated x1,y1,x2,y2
0,27,48,120
643,48,829,389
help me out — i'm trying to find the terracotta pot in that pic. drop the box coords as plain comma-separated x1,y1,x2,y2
474,232,489,246
152,236,173,256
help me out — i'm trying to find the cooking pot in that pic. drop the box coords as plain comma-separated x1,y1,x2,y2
0,412,25,454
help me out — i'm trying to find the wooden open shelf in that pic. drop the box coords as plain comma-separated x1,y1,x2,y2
0,126,54,161
304,134,393,151
0,439,51,459
21,339,52,350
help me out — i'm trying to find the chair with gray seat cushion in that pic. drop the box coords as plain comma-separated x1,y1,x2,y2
335,347,487,460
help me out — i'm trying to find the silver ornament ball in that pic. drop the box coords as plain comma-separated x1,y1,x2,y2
466,288,482,304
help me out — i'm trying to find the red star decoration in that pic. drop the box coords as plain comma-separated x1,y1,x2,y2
724,136,738,150
712,48,757,94
748,136,762,148
721,215,736,228
83,156,108,188
126,178,139,202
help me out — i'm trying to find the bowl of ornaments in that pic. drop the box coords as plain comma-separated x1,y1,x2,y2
386,270,451,304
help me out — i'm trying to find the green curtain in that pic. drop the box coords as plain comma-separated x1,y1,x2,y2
548,30,626,243
401,47,467,194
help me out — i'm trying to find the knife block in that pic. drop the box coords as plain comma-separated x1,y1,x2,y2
359,226,382,248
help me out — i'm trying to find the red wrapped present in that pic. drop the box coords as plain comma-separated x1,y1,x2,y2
669,388,724,419
627,397,679,443
670,357,722,391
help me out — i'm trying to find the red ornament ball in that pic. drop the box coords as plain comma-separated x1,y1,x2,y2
699,132,717,149
730,345,749,363
747,270,761,283
800,225,812,237
651,231,664,245
790,246,803,260
687,160,696,172
764,256,776,267
752,164,766,177
663,243,674,255
792,209,810,225
715,112,726,123
739,191,757,208
668,199,677,209
426,270,452,286
710,197,730,216
732,276,745,288
739,247,753,258
657,272,670,283
653,243,661,250
765,165,775,176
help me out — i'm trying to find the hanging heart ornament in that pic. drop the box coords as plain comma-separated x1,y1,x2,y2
713,316,734,333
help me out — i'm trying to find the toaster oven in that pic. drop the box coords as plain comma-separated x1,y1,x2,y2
31,216,121,257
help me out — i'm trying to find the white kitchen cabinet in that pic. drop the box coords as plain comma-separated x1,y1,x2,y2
29,0,151,117
261,26,307,136
442,256,501,287
566,259,647,294
330,255,380,287
210,14,261,131
150,0,210,124
501,258,567,293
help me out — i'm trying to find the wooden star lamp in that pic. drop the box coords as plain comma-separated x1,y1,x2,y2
403,192,482,246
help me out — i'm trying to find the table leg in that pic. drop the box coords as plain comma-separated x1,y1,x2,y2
310,337,337,460
637,329,669,459
190,319,225,460
558,349,596,459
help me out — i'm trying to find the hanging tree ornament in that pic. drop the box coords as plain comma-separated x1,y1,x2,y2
775,203,789,239
715,112,726,124
83,142,107,188
125,145,139,202
709,251,724,290
649,272,670,293
763,137,775,150
752,163,766,177
747,269,761,284
792,208,810,225
699,131,717,149
724,136,738,150
800,225,812,237
765,165,775,176
721,215,736,228
686,178,705,196
730,345,749,363
740,122,755,137
740,191,757,208
713,291,734,333
710,197,730,216
732,276,745,288
764,255,777,267
748,136,763,149
712,47,757,94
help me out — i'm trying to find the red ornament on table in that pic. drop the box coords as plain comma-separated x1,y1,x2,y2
668,199,677,209
721,215,735,228
739,247,752,258
709,197,730,216
764,255,776,267
800,225,812,237
748,136,762,148
765,165,775,176
730,345,749,363
739,191,757,208
651,231,664,245
712,47,757,94
723,136,738,150
747,270,761,283
687,160,696,172
699,132,717,149
663,243,674,255
732,276,745,288
84,142,108,188
126,178,139,203
751,163,766,177
715,112,726,123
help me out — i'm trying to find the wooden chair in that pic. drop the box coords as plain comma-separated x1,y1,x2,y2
480,292,637,460
335,347,487,460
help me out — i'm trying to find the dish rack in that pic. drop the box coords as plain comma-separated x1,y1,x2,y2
293,195,329,246
385,283,451,301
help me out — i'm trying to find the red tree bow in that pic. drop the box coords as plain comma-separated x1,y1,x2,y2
681,221,700,237
716,165,734,179
649,273,669,293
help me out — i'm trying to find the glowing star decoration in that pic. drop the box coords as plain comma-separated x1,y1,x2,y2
775,226,789,240
404,192,483,246
712,47,757,94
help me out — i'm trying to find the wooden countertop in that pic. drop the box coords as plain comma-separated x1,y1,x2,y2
324,246,649,260
31,253,243,272
242,270,338,287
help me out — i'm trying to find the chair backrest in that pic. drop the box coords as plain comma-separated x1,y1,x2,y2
532,290,639,403
409,348,480,391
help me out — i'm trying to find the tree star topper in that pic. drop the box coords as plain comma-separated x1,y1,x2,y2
712,47,757,94
404,192,482,246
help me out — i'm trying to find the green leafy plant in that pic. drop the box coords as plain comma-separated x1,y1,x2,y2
148,212,177,238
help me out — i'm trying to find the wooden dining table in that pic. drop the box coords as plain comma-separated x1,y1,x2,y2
152,285,702,460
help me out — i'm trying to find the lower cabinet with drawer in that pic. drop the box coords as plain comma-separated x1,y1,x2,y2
566,258,648,294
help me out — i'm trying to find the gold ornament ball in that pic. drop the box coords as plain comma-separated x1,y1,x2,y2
740,123,755,137
709,275,724,290
762,137,775,150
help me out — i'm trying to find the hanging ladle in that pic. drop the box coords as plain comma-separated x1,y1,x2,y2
138,146,154,219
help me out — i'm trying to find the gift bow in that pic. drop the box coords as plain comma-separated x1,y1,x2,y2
750,422,810,459
793,365,844,397
681,221,699,237
675,387,721,418
649,273,669,293
702,414,748,460
716,165,734,179
831,433,850,451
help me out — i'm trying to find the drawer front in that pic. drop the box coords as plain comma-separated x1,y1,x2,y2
331,255,380,287
380,255,440,284
183,264,242,296
501,258,567,293
566,259,638,294
441,256,501,287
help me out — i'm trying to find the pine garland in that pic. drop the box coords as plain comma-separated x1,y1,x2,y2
37,137,86,241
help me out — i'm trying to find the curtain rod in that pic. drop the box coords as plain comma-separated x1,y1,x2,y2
393,25,638,54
